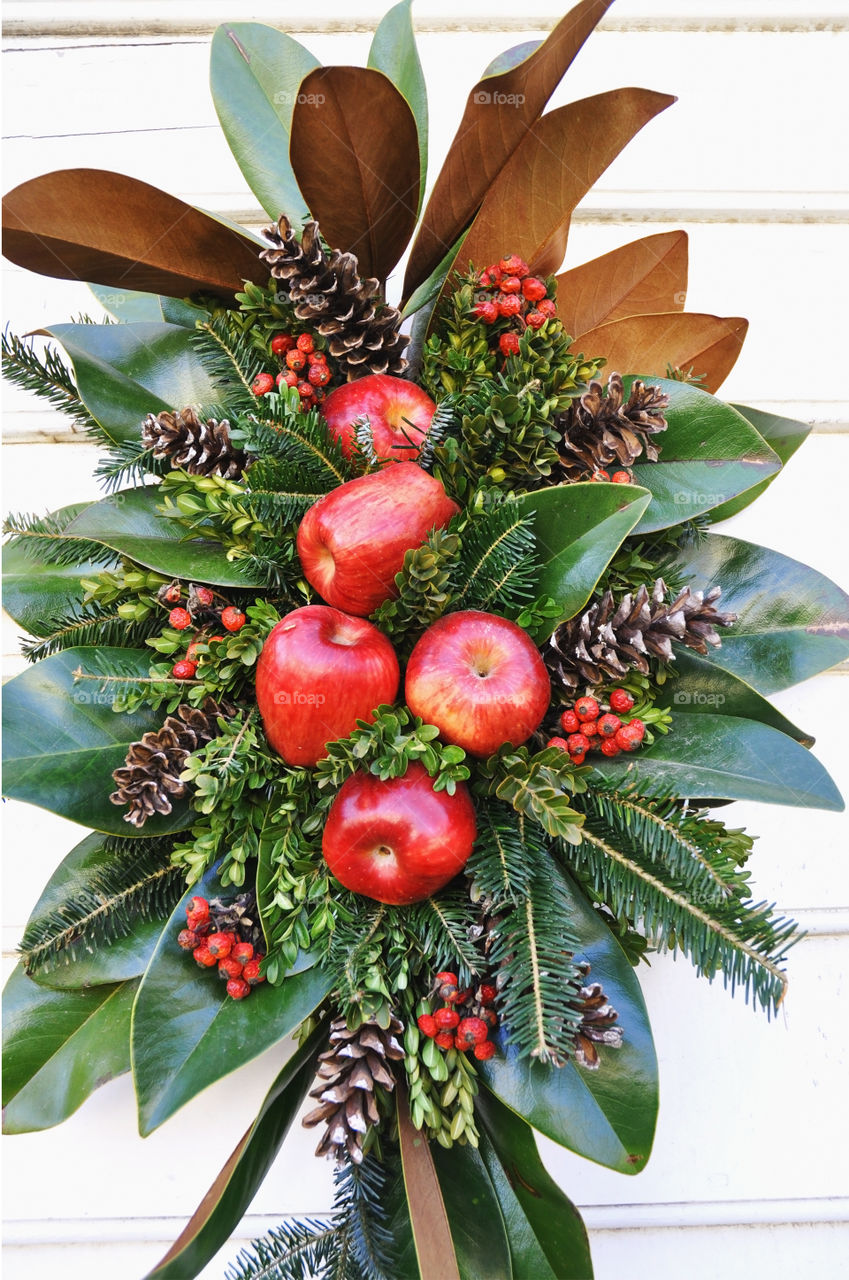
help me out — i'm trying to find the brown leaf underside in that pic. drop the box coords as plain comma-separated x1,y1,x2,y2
574,311,749,393
397,1085,461,1280
2,169,266,298
291,66,420,283
403,0,614,298
556,229,689,336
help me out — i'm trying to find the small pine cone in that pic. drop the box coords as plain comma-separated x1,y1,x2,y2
110,699,231,828
547,578,736,692
260,216,408,381
303,1014,404,1164
142,407,246,479
573,969,624,1070
558,372,669,480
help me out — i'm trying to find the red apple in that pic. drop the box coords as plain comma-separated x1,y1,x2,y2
321,374,437,464
296,462,459,616
256,605,399,765
405,610,551,758
322,761,477,904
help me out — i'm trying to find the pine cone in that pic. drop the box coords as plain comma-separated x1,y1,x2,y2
110,699,231,828
547,578,736,692
142,407,246,479
303,1015,404,1164
574,971,623,1070
557,372,669,479
260,216,408,380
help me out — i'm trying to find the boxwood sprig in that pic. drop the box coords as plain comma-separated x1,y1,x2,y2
314,705,470,794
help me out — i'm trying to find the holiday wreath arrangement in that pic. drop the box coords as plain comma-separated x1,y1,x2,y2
3,2,849,1277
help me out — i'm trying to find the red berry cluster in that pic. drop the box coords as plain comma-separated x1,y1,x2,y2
251,331,332,409
471,255,557,347
159,581,246,680
416,971,498,1062
547,688,645,765
590,467,633,485
177,895,266,1001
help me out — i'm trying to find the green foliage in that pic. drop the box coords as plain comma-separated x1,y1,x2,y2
452,502,539,617
403,1016,480,1148
232,279,300,353
325,903,414,1028
20,600,163,664
236,388,353,492
3,507,117,568
315,705,471,795
191,313,267,415
419,280,498,400
404,888,485,986
158,469,274,553
371,526,461,655
1,328,103,438
466,800,535,906
476,745,587,843
598,519,707,598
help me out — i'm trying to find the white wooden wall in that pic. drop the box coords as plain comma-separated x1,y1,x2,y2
3,3,849,1276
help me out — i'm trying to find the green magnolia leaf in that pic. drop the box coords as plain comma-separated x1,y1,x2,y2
430,1140,512,1280
88,284,210,329
478,863,657,1174
629,377,780,531
22,832,177,990
708,403,812,522
62,487,264,587
210,23,319,227
2,965,135,1133
1,647,191,836
512,483,652,640
2,502,107,635
132,864,332,1134
368,0,428,215
145,1025,325,1279
670,649,812,745
673,532,849,694
592,712,843,810
476,1090,593,1280
45,322,219,445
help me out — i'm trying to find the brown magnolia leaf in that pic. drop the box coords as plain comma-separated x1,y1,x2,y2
574,311,749,393
290,66,419,283
2,169,267,299
397,1086,461,1280
556,230,689,336
403,0,614,299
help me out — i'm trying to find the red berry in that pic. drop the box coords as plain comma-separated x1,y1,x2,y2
496,292,522,318
435,1031,455,1050
226,978,251,1000
473,300,498,324
285,349,306,371
609,688,635,714
194,585,214,606
434,1008,460,1031
185,638,203,661
611,470,632,484
218,956,243,980
251,372,275,396
559,709,580,734
221,607,246,632
498,332,521,357
296,332,315,353
177,929,199,950
570,752,587,765
627,718,646,742
590,469,610,482
279,370,298,388
582,719,599,738
499,255,528,277
484,264,503,284
435,971,458,986
600,739,621,757
206,931,233,959
525,310,546,330
169,607,192,631
308,362,331,386
162,582,182,604
297,380,315,400
478,984,497,1006
455,1017,489,1050
566,732,590,755
474,1039,496,1061
193,945,217,967
309,350,328,365
521,276,548,302
546,735,569,752
417,1013,438,1038
187,896,209,920
615,726,642,752
270,333,294,356
500,275,522,294
172,659,197,680
232,941,254,964
598,713,622,739
242,958,266,985
537,298,557,318
575,696,600,721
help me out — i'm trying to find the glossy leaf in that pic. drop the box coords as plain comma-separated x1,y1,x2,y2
512,482,651,640
574,312,748,394
89,284,210,328
2,170,265,298
45,322,220,445
670,649,811,745
1,647,191,836
397,1091,461,1280
478,863,657,1174
476,1090,593,1280
628,376,780,532
368,0,428,215
403,0,614,297
591,712,843,810
62,487,264,587
708,403,812,522
290,66,419,282
145,1025,325,1279
22,832,175,990
430,1140,512,1280
2,965,135,1133
132,864,332,1134
556,230,688,336
2,502,106,635
210,23,319,227
673,532,849,694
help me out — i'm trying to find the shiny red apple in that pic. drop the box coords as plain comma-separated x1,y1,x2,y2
322,761,477,904
296,462,459,616
405,610,551,758
255,605,399,765
321,374,437,464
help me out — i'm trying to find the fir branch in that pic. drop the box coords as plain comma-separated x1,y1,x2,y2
238,389,353,492
192,315,264,414
1,328,106,440
19,836,181,976
477,745,587,843
452,503,539,618
3,508,117,567
225,1221,338,1280
405,888,484,987
466,799,535,906
94,441,165,494
21,602,162,663
417,394,459,473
